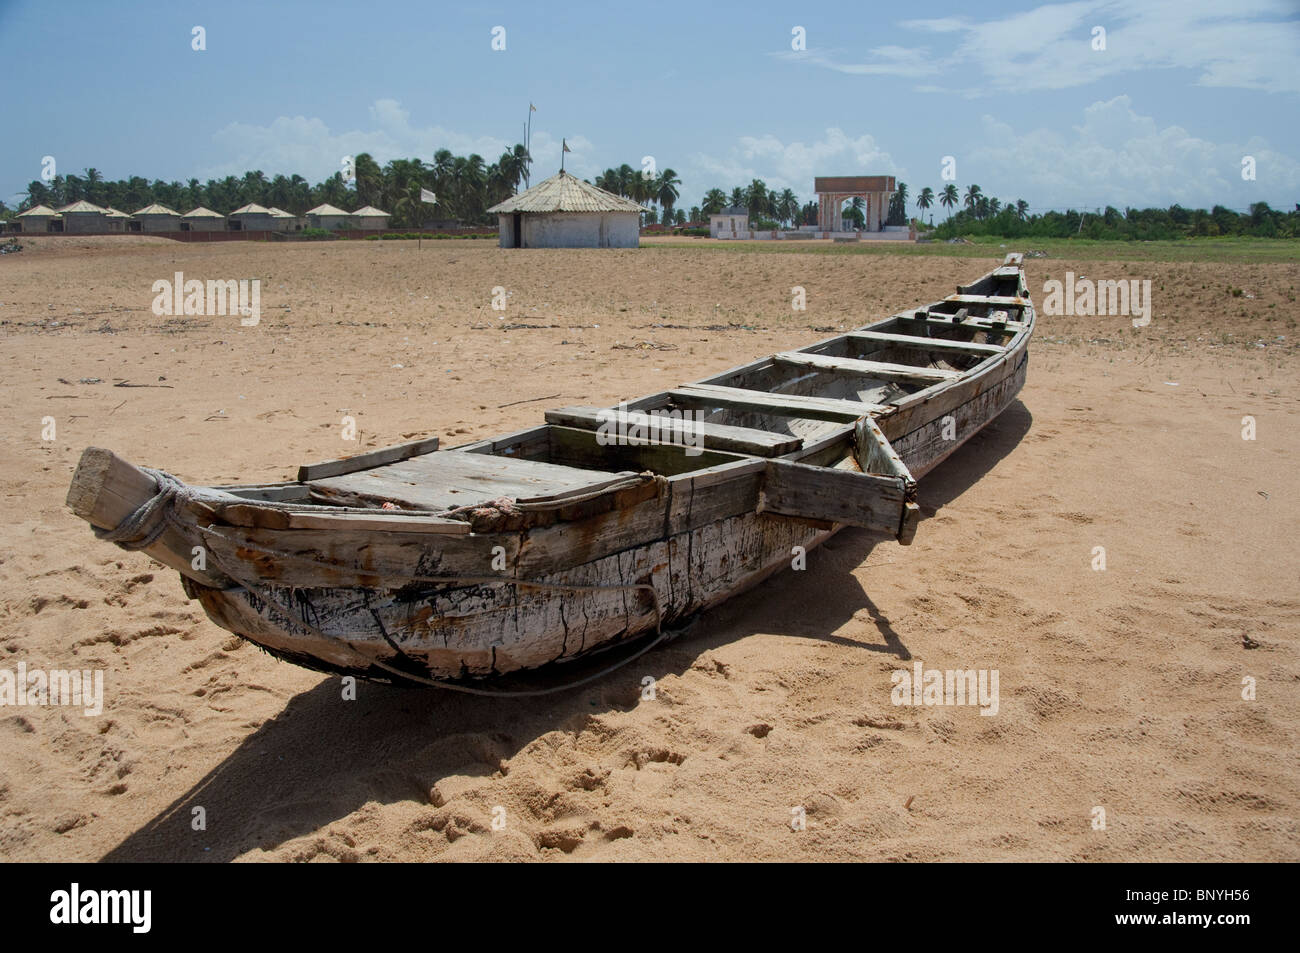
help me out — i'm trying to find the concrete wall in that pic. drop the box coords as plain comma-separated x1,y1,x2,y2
231,213,277,232
309,214,352,231
182,218,227,233
498,212,639,248
710,214,748,238
135,215,181,233
354,216,390,231
61,213,106,234
19,215,56,233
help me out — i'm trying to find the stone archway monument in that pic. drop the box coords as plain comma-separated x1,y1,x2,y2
814,176,897,232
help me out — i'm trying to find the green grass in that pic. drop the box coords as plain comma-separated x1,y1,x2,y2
644,235,1300,264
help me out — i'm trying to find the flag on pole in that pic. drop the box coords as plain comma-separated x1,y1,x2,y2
420,189,437,204
530,102,536,112
562,139,571,153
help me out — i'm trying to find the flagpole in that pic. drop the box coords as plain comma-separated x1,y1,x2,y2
525,104,534,190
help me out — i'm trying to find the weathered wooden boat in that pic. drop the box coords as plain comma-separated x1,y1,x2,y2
67,254,1033,690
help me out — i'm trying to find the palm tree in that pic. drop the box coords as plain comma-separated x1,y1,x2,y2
745,179,769,219
1015,199,1029,221
656,168,681,223
615,164,636,198
124,175,150,210
630,172,656,209
497,144,529,195
384,158,427,225
25,180,51,209
449,154,486,221
939,184,958,220
964,184,982,216
289,174,310,213
778,188,798,225
268,174,291,209
729,187,745,209
917,186,934,222
701,188,727,215
352,154,382,208
317,172,350,209
431,149,454,197
988,197,1001,217
83,168,104,205
239,170,268,206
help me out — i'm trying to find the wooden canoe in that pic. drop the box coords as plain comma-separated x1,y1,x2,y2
67,254,1034,687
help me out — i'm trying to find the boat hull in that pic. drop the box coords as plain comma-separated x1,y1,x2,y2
192,348,1028,681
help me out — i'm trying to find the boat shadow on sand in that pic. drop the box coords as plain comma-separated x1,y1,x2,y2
102,401,1031,862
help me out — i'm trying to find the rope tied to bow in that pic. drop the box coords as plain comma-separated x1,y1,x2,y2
92,467,195,550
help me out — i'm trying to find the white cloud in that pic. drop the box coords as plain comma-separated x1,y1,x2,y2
811,1,1300,95
689,128,900,197
771,45,939,78
964,95,1300,208
198,99,597,182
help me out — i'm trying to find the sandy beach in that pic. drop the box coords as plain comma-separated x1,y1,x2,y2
1,236,1296,861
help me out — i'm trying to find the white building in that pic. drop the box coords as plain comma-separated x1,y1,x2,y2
710,206,749,239
487,170,645,248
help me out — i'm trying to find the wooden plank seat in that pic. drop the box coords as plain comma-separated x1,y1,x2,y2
773,351,962,384
897,312,1028,333
847,330,1005,356
668,383,888,422
308,449,630,512
944,293,1029,307
544,405,802,457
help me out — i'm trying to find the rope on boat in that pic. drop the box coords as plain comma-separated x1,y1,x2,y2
92,467,195,550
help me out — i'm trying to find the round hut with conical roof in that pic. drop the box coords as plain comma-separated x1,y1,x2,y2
487,170,645,248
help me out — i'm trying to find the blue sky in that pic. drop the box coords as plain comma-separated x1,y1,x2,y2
2,0,1298,214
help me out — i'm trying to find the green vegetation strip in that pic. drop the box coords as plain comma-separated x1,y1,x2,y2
643,237,1300,264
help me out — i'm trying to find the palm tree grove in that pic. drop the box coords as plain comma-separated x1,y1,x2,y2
8,153,1296,239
